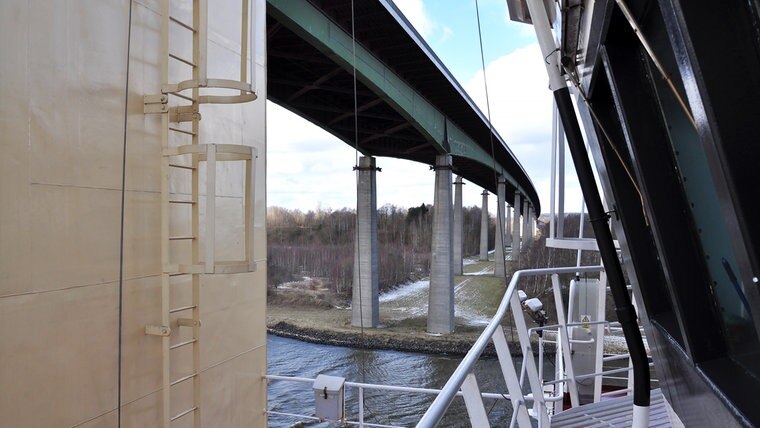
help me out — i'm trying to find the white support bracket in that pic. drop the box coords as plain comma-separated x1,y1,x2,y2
170,105,201,123
177,318,201,328
146,325,172,337
144,94,168,114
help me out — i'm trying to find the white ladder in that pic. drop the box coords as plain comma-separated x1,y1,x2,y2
143,1,257,426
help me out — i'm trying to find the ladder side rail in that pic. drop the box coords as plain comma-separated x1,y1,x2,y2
240,0,249,93
190,1,203,424
245,149,256,271
204,145,216,273
160,1,171,427
196,0,207,86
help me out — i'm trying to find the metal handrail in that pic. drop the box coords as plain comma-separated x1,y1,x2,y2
266,374,521,427
416,265,605,428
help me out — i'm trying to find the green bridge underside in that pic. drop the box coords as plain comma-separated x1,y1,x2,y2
267,0,538,212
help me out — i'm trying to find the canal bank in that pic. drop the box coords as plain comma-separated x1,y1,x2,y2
267,259,558,357
266,302,529,357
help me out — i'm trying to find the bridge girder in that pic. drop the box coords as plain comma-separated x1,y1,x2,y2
267,0,538,213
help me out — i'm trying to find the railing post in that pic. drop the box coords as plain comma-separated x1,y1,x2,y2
492,325,532,427
551,274,580,407
509,293,551,427
461,373,490,427
359,386,364,427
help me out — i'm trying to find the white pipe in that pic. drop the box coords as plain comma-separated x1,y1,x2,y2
550,103,557,239
632,405,650,428
525,0,565,91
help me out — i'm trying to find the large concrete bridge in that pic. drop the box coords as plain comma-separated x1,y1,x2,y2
266,0,540,333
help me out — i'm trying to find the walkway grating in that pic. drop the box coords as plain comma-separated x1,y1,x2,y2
550,388,672,427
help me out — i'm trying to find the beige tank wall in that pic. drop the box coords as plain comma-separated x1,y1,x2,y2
0,0,268,426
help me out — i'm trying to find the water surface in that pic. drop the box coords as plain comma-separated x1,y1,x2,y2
267,334,520,427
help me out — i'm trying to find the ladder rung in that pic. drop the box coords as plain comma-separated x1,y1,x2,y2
168,263,205,274
170,305,197,313
170,339,197,350
171,406,198,422
169,126,197,136
169,235,195,241
168,272,190,277
168,92,194,102
169,199,196,204
170,372,198,387
169,16,197,32
169,53,196,67
169,163,195,170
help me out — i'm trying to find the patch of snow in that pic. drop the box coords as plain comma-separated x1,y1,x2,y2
276,276,312,289
379,279,430,302
468,266,494,276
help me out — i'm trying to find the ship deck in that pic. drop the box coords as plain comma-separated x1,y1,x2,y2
551,388,672,427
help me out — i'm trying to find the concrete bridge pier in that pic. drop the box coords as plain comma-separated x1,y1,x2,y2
494,177,507,277
521,199,530,253
479,190,489,261
453,176,464,276
527,205,535,246
428,155,455,334
506,205,512,248
352,156,379,328
512,191,522,263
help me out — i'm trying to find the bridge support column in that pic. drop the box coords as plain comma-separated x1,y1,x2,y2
352,156,379,328
512,191,522,263
522,199,530,253
428,155,454,334
453,176,464,276
528,206,535,245
506,205,512,248
494,177,507,277
479,190,489,261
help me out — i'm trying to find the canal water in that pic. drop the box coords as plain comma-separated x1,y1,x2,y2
267,334,533,427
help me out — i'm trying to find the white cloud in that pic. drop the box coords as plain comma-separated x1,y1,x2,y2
518,23,536,38
267,103,357,209
394,0,435,37
440,25,454,43
393,0,454,45
464,43,583,213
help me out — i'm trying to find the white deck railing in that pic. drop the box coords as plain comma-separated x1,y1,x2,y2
416,265,606,428
267,265,632,427
266,374,518,427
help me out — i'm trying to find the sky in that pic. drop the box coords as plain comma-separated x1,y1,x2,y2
267,0,583,215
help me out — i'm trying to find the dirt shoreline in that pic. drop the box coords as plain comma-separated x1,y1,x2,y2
266,304,543,357
267,321,507,356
